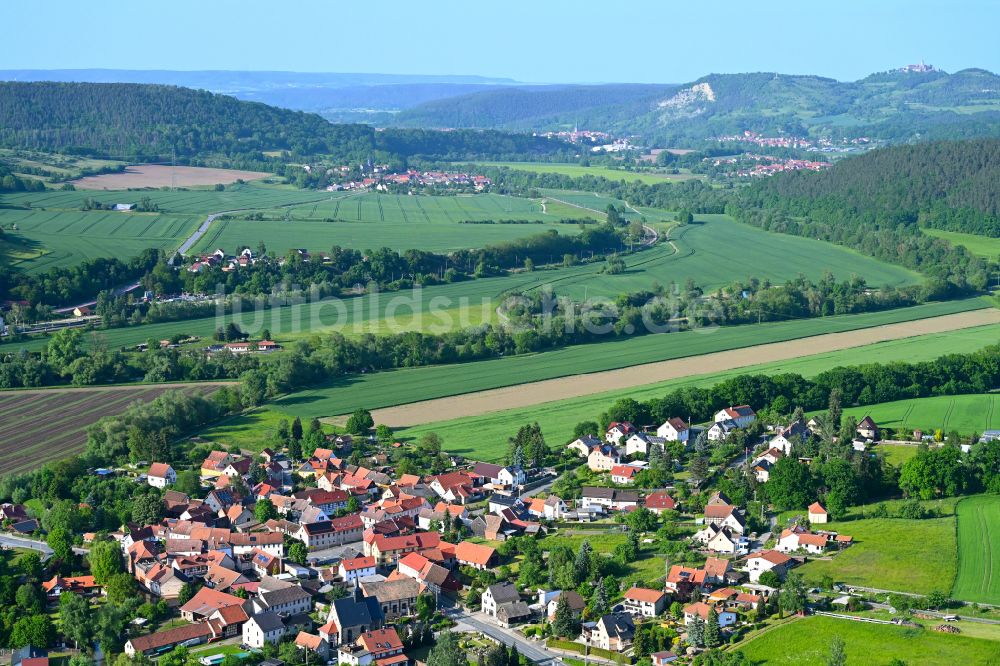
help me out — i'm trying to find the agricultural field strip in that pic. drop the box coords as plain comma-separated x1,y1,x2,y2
0,389,155,441
285,301,995,422
952,496,1000,604
825,394,1000,435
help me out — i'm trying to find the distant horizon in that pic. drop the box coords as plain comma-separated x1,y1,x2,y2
4,0,999,84
0,62,994,88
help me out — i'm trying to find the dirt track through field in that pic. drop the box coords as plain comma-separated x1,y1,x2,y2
370,309,1000,428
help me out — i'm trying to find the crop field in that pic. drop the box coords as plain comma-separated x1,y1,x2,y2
953,495,1000,604
0,383,226,476
507,213,921,301
0,207,202,273
736,615,1000,665
472,162,704,184
833,393,1000,436
72,164,271,189
0,182,328,215
396,321,1000,461
191,192,594,255
923,227,1000,259
268,300,990,419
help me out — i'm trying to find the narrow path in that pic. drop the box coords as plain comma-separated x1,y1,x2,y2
369,308,1000,428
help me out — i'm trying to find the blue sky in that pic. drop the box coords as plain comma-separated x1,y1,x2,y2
3,0,998,83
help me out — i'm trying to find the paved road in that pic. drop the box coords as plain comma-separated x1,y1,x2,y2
445,606,558,664
172,211,232,263
0,534,53,558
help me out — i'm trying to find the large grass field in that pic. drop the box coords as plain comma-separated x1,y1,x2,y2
0,208,202,273
953,495,1000,604
472,162,704,185
735,615,1000,665
795,498,960,595
190,192,595,255
923,227,1000,259
398,321,1000,461
264,298,988,418
830,393,1000,437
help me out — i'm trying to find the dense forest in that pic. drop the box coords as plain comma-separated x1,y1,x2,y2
0,82,573,165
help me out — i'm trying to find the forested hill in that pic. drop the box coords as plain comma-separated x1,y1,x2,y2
392,68,1000,146
743,139,1000,235
0,81,572,163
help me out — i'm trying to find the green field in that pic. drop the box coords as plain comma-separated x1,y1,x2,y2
832,394,1000,437
265,298,988,419
473,162,703,185
923,227,1000,259
736,615,1000,665
795,503,959,595
953,495,1000,604
0,208,202,273
191,192,595,255
399,321,1000,461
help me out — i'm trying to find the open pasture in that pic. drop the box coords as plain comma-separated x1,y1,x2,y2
923,227,1000,259
473,162,703,184
0,383,226,476
736,615,1000,665
71,164,271,189
192,192,594,255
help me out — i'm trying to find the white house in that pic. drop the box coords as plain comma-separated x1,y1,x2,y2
622,587,666,617
339,556,377,583
745,550,792,583
656,418,689,444
769,420,810,455
567,435,602,457
243,612,285,648
481,582,520,618
707,420,738,442
808,502,828,524
588,445,621,472
147,463,176,489
714,406,756,428
605,422,636,444
776,528,827,555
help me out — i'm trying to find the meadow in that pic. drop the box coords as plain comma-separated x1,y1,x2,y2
191,192,595,255
472,162,703,185
953,495,1000,604
831,393,1000,437
923,227,1000,259
735,615,1000,665
794,499,959,595
396,321,1000,461
0,208,202,273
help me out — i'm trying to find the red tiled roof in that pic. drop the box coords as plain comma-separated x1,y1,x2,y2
624,586,665,603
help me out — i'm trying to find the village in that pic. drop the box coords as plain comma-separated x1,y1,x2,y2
0,400,914,666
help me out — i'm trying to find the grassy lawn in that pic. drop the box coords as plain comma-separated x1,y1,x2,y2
398,321,1000,462
197,406,301,451
878,443,920,466
537,531,667,587
735,615,1000,665
796,500,959,595
923,227,1000,259
952,495,1000,604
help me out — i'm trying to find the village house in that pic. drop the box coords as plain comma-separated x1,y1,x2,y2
610,464,640,485
769,419,810,455
567,435,602,457
472,462,525,488
683,602,737,629
243,611,286,648
364,531,440,566
497,599,532,628
605,422,636,444
745,550,793,583
147,463,176,488
656,417,690,443
481,582,520,618
623,587,667,617
544,590,585,621
703,503,747,534
714,405,756,428
323,587,385,645
340,556,377,583
808,502,828,524
455,541,497,570
296,513,364,550
644,491,677,514
777,527,828,555
526,495,566,520
588,444,622,472
590,613,635,652
857,416,880,441
707,420,739,442
580,487,639,512
624,432,666,457
359,578,421,620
